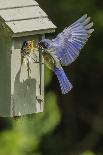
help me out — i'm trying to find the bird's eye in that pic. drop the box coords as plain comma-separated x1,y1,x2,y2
25,42,28,45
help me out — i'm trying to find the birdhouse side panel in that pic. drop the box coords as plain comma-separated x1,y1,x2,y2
0,20,12,117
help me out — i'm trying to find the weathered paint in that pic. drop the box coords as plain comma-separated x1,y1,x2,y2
0,19,12,117
12,29,56,38
11,35,44,116
6,18,56,35
0,0,38,10
0,0,56,37
0,6,47,22
0,0,56,117
0,30,44,117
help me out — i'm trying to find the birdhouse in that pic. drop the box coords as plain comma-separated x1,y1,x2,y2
0,0,56,117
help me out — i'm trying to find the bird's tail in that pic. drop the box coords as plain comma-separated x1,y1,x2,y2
54,66,73,94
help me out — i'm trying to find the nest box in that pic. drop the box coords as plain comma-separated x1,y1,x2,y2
0,0,56,117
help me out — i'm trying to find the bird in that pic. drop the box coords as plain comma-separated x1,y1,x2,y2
21,40,34,58
37,14,94,94
21,40,35,75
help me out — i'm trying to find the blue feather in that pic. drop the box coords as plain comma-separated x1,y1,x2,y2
51,14,94,66
54,66,73,94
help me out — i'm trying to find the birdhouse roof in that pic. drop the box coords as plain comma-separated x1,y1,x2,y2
0,0,56,37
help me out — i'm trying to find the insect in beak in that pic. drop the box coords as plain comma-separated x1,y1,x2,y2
37,41,46,51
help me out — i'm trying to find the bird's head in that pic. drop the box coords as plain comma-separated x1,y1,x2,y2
21,41,28,50
37,39,51,52
27,41,34,49
21,40,34,50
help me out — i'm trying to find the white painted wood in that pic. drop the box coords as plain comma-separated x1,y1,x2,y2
0,20,12,117
38,34,45,112
12,29,56,38
6,18,56,34
34,34,45,113
0,0,38,10
11,49,39,116
0,0,56,116
0,0,56,36
0,6,47,22
10,36,44,116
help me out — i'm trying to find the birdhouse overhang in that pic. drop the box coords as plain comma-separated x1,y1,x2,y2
0,0,56,37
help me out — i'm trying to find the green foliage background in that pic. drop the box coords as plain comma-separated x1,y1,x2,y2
0,0,103,155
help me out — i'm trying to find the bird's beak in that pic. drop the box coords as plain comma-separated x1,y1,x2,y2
27,41,34,49
27,40,38,51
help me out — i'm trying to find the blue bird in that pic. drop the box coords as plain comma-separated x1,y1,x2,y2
38,14,94,94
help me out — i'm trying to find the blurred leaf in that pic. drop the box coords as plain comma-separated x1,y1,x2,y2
80,150,96,155
94,11,103,27
0,91,60,155
44,65,53,87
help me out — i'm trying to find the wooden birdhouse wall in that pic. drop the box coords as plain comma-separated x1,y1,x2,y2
0,0,56,117
0,19,12,117
11,35,44,117
0,20,44,117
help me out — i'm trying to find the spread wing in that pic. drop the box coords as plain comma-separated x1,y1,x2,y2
52,14,94,66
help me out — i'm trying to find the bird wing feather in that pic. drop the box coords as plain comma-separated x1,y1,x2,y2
51,14,94,66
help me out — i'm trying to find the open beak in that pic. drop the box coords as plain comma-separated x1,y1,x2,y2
27,40,38,51
27,41,34,49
